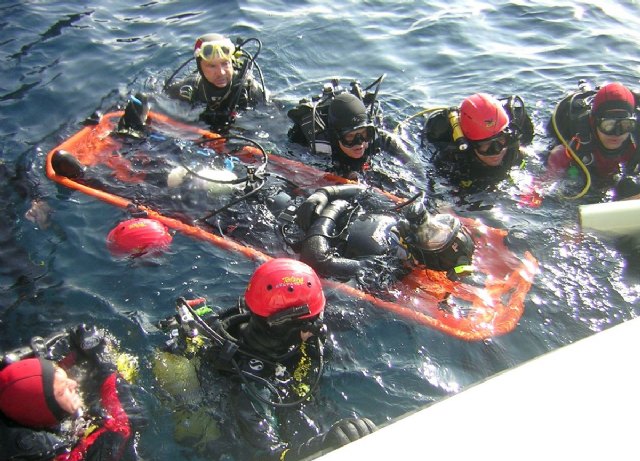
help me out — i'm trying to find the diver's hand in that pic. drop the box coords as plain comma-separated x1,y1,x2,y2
295,190,329,231
69,324,115,372
287,417,377,460
323,418,377,448
70,324,106,354
615,175,640,200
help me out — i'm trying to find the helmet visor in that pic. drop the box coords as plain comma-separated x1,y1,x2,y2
597,116,636,136
195,40,235,62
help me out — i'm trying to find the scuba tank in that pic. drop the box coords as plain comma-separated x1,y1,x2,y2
547,79,597,143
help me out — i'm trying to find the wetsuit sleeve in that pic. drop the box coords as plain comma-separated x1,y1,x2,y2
300,243,368,279
377,130,427,183
0,415,67,461
165,75,199,103
282,418,377,461
63,326,141,460
378,130,418,165
228,384,287,461
61,374,138,461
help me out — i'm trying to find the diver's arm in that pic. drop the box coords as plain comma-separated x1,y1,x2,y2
281,418,377,461
0,415,67,461
378,130,427,182
165,75,199,103
229,384,288,461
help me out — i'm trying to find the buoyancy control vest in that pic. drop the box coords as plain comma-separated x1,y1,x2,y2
163,299,326,408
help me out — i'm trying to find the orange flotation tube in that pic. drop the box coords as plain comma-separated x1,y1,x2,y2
46,110,538,340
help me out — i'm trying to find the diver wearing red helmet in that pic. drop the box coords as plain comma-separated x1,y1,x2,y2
157,258,376,460
0,325,142,461
546,81,640,199
164,33,267,130
422,92,534,193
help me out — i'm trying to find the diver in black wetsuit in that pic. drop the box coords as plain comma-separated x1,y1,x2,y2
164,33,267,130
288,80,425,190
293,184,475,288
155,258,376,461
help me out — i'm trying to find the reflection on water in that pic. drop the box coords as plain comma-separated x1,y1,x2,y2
1,1,640,459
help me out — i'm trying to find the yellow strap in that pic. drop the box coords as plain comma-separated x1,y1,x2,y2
84,423,99,438
454,264,474,275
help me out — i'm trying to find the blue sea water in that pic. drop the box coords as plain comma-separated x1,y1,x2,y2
1,1,640,459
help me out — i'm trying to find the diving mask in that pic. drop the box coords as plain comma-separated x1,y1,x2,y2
596,116,636,136
339,126,375,147
195,38,235,62
472,131,509,157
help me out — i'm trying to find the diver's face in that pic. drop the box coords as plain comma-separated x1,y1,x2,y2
338,127,371,159
53,367,83,414
200,57,234,88
597,130,630,150
595,109,634,150
472,134,508,166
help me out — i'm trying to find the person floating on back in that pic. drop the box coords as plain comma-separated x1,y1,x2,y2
0,325,143,461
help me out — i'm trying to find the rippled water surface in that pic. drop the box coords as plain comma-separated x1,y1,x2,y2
1,1,639,459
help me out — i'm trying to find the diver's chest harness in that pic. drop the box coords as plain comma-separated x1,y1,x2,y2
162,298,325,408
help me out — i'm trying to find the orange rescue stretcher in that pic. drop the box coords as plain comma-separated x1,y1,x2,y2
46,111,538,341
